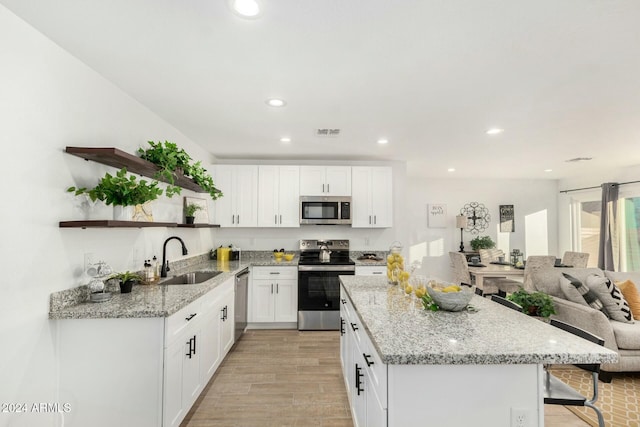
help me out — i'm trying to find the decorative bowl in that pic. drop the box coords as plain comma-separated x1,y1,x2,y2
273,252,284,260
426,286,474,312
284,253,295,261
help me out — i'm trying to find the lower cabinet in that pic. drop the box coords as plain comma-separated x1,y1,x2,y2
164,277,235,427
249,266,298,325
56,277,235,427
340,287,388,427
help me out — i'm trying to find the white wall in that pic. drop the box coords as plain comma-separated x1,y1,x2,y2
0,7,214,427
405,176,559,281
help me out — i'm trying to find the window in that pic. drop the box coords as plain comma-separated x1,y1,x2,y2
570,191,640,271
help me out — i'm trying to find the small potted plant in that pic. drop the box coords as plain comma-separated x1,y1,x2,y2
470,235,496,251
68,167,163,220
108,271,143,294
507,289,557,319
184,203,203,224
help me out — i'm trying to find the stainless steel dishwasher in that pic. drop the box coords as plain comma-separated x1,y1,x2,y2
234,268,249,341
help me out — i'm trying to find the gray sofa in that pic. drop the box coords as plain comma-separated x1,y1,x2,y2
529,267,640,379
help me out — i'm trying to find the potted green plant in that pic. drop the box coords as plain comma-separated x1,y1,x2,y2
507,289,557,318
68,167,163,220
108,271,143,294
470,235,496,251
184,203,203,224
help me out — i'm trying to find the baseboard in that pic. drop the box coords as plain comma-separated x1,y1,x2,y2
247,322,298,330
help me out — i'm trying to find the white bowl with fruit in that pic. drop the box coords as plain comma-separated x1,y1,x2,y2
425,281,474,312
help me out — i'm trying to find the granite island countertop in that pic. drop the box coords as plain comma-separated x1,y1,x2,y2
339,275,619,366
50,251,299,320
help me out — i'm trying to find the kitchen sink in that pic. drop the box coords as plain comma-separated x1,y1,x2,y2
161,271,222,285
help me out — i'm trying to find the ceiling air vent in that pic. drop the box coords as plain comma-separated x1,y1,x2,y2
565,157,593,163
315,128,340,137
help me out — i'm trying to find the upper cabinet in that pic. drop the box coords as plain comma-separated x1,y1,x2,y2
212,165,258,227
299,166,351,196
351,166,393,228
257,166,300,228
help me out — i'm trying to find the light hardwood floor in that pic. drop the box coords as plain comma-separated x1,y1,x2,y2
182,330,588,427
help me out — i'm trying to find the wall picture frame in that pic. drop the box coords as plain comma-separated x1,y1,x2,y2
427,203,447,228
499,204,514,232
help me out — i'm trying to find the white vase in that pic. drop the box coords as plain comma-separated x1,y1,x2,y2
113,205,133,221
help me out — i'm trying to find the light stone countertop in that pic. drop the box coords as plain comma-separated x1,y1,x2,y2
49,251,298,320
339,275,619,366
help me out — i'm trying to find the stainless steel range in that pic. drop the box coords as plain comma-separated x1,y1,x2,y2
297,239,355,330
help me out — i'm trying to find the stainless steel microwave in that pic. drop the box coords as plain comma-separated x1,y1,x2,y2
300,196,352,225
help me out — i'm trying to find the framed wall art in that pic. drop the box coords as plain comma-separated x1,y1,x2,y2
499,204,514,232
427,203,447,228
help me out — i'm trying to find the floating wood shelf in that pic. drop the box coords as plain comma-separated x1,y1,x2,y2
177,224,221,228
59,220,178,229
65,146,205,193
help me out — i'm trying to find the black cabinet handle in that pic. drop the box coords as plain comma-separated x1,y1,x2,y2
340,317,345,336
185,313,196,321
186,336,195,359
350,322,358,331
355,364,364,395
363,353,374,367
220,305,228,321
224,305,228,320
341,298,346,304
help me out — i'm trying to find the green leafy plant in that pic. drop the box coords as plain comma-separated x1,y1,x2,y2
507,289,557,318
108,271,142,284
67,168,163,206
189,161,223,200
421,293,440,311
185,203,203,217
470,235,496,251
138,141,223,201
137,140,191,197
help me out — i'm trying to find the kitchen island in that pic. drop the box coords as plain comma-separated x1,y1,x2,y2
339,275,618,427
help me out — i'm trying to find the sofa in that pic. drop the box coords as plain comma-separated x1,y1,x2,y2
528,267,640,379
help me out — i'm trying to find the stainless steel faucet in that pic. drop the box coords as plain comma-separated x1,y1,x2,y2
161,236,188,277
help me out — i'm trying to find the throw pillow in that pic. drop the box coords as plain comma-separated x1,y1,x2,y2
559,276,590,306
562,272,609,317
617,280,640,321
585,274,633,323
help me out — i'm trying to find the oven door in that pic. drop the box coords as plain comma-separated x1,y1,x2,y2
297,265,354,330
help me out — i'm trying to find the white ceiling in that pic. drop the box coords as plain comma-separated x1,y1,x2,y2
3,0,640,179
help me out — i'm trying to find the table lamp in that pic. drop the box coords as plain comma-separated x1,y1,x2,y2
456,214,467,252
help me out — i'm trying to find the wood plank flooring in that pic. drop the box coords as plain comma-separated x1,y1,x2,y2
181,330,588,427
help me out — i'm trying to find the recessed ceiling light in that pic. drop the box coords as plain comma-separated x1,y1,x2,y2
544,169,552,173
377,139,389,144
230,0,261,18
280,137,291,143
486,128,504,135
447,168,456,172
266,98,286,107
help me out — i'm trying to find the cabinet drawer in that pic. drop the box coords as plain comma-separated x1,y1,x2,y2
200,278,234,312
360,334,387,407
165,298,202,347
252,266,297,280
355,266,386,276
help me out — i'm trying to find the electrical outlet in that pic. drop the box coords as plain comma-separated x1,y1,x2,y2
510,408,530,427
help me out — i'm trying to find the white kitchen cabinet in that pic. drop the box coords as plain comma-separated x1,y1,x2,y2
56,279,236,427
249,266,298,324
212,165,258,227
200,277,235,383
351,166,393,228
257,165,300,227
299,166,351,196
340,287,388,427
355,266,386,276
